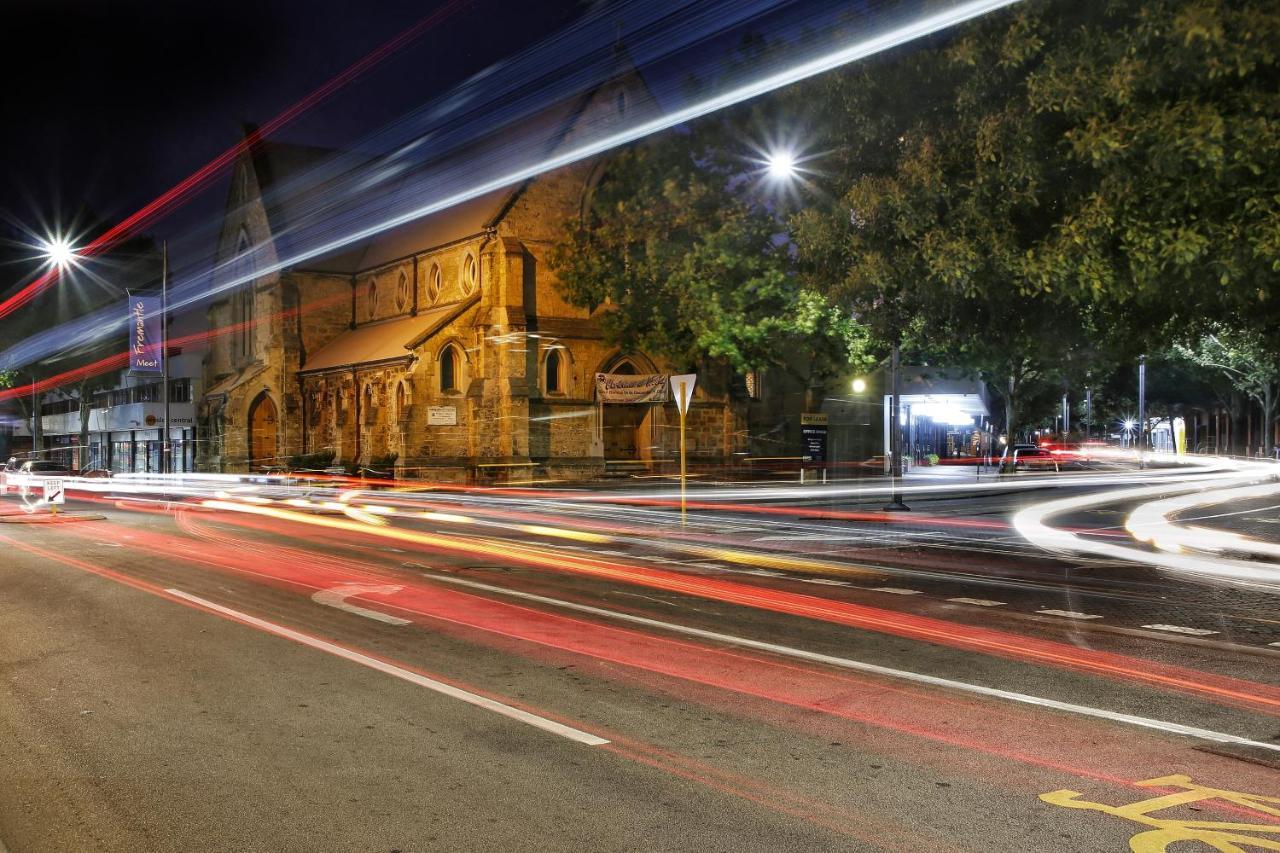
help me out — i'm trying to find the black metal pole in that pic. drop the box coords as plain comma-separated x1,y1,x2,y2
884,342,909,511
1137,354,1146,467
162,241,170,476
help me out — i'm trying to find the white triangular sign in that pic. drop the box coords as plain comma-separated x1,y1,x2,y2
670,373,696,415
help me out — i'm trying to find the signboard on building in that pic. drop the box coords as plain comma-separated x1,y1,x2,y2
800,413,829,426
128,293,163,374
595,372,668,404
427,406,457,426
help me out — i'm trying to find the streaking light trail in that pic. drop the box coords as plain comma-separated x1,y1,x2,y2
0,0,472,322
0,0,1022,374
174,0,1023,315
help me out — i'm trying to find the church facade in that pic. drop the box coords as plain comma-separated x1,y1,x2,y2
197,82,748,481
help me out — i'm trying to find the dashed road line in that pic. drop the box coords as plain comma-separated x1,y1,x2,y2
800,578,851,586
870,587,923,595
416,572,1280,754
1142,624,1219,637
1036,609,1103,620
947,597,1006,607
165,589,609,746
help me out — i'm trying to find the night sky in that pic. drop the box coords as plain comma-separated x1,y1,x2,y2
0,0,587,269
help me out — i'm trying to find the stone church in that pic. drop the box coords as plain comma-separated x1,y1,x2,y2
197,72,748,481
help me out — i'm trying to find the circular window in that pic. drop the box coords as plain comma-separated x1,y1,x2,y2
396,271,409,312
462,254,477,295
427,264,441,303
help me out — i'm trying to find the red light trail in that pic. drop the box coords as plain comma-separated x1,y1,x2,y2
0,289,348,403
0,0,472,322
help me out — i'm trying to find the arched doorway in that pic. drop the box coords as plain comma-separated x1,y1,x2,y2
602,359,645,460
247,392,278,469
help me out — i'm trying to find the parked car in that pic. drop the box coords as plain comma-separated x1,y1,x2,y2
995,444,1057,471
19,460,72,476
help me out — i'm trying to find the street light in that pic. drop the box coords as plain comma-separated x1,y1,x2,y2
766,150,796,180
851,377,867,394
39,236,77,269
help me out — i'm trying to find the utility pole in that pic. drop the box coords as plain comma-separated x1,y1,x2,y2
162,241,170,476
884,342,909,511
1085,387,1093,440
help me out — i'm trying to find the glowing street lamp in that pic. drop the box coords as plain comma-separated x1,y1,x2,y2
851,377,867,394
39,236,77,269
766,150,796,180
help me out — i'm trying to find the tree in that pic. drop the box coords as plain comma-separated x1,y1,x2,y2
791,0,1280,438
550,126,873,407
1175,325,1280,454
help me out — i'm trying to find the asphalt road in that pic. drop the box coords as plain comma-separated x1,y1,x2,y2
1,478,1277,852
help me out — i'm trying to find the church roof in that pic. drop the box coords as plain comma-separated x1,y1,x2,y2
299,186,513,275
299,295,478,375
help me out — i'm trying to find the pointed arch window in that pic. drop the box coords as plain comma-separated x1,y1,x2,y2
233,229,256,362
395,271,410,312
461,254,477,295
545,348,562,394
427,264,441,304
439,344,459,393
366,280,378,321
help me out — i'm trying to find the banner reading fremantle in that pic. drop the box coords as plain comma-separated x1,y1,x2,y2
595,372,669,404
128,292,163,374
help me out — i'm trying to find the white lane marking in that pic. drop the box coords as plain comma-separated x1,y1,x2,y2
740,569,786,577
1037,609,1102,620
800,578,852,586
413,574,1280,754
164,588,609,746
947,597,1006,607
1142,624,1220,637
312,584,412,626
94,541,124,548
1271,643,1280,648
870,587,922,595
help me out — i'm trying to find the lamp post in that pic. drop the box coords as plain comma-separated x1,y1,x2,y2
884,342,909,512
161,241,170,476
1137,354,1147,467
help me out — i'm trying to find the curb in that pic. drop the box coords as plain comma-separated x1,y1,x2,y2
0,513,107,524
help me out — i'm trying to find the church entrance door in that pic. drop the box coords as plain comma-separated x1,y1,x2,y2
248,392,278,469
603,404,644,459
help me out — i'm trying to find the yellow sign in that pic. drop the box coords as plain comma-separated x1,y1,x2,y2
1040,774,1280,851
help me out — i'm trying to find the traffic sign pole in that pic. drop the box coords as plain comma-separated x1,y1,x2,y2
679,381,687,526
669,374,697,527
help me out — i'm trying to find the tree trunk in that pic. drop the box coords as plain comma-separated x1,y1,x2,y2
1004,374,1019,444
1266,384,1277,457
78,381,92,472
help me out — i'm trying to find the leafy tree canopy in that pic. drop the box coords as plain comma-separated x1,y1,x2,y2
550,122,873,387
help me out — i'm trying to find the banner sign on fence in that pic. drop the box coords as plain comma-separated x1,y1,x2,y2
128,293,163,373
595,372,669,404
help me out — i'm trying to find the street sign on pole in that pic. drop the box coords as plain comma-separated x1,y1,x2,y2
43,478,65,515
669,374,697,524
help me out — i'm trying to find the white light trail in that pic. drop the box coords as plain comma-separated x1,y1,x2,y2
168,0,1022,315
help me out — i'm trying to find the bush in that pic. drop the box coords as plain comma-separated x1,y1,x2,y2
926,453,940,466
289,450,336,470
